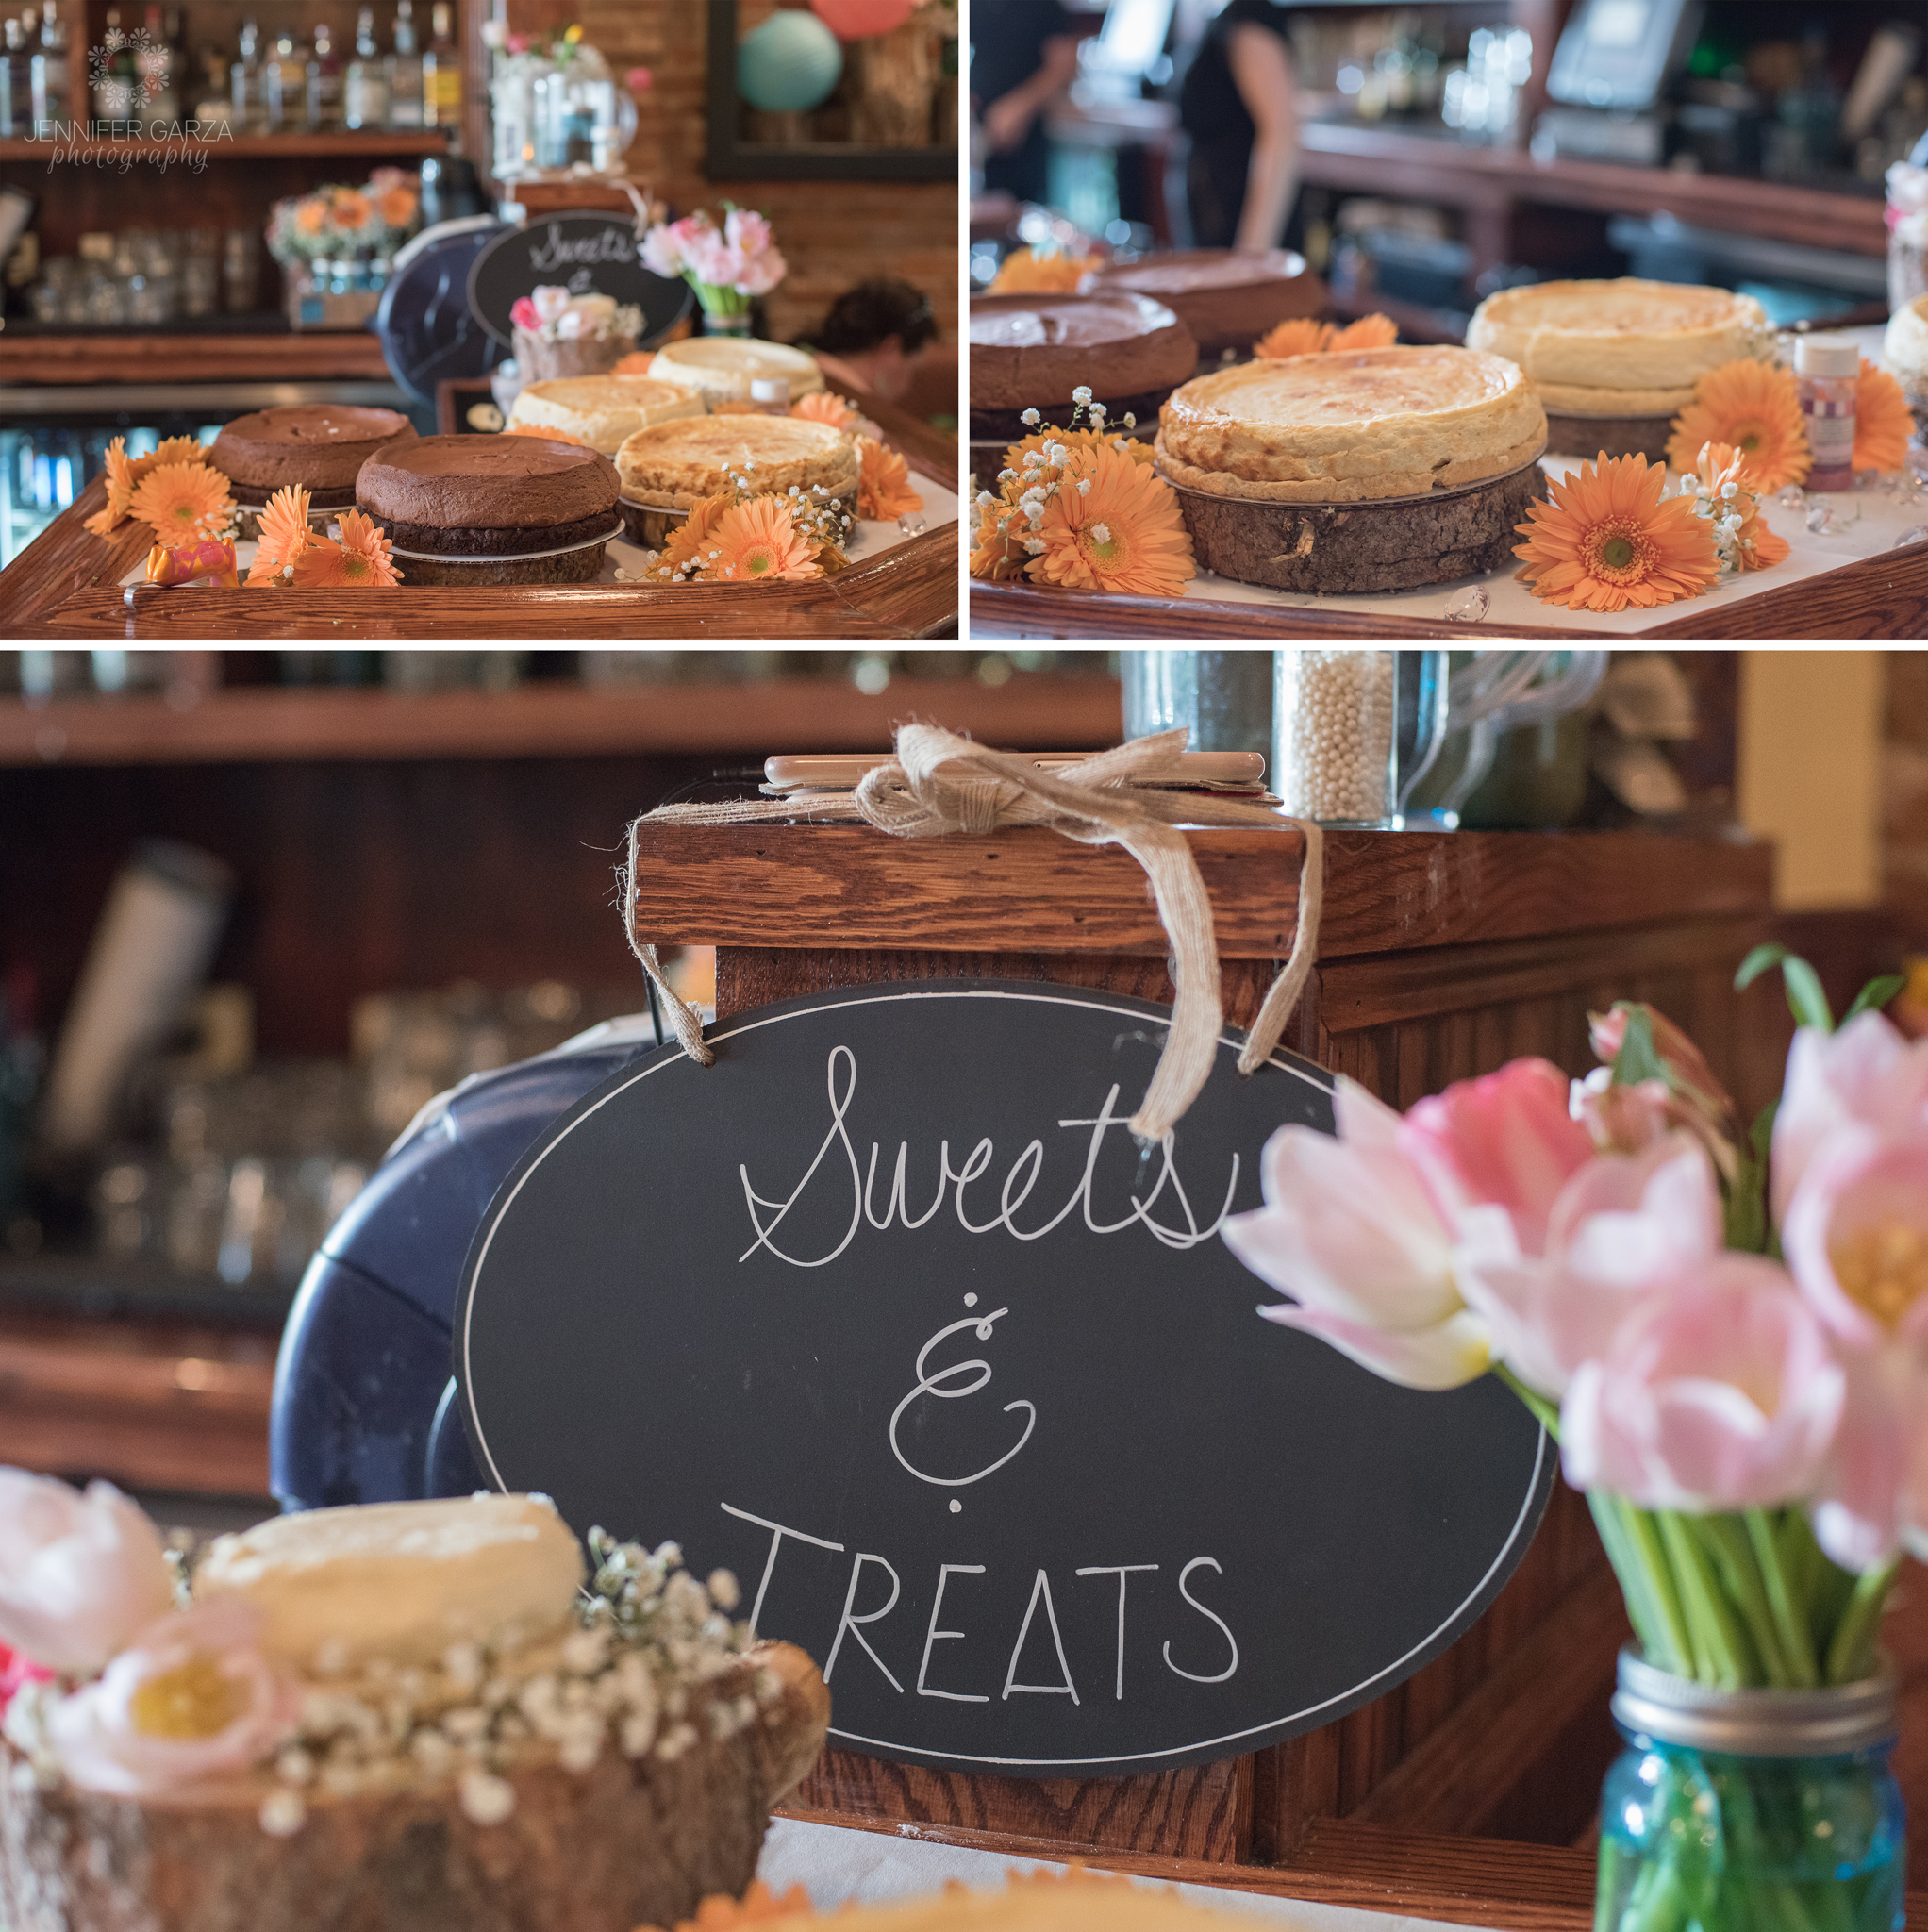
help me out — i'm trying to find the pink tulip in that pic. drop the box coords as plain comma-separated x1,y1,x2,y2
1771,1011,1928,1226
1589,1001,1737,1123
1400,1058,1596,1257
1806,1347,1915,1571
1571,1064,1741,1186
1458,1135,1722,1399
1222,1078,1491,1391
724,208,773,259
1560,1256,1845,1512
1781,1124,1928,1352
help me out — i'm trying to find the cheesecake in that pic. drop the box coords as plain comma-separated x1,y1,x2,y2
616,414,857,515
969,291,1197,443
1085,249,1323,360
210,405,418,511
1466,278,1770,417
356,434,621,585
506,375,707,456
647,336,825,405
1155,344,1547,502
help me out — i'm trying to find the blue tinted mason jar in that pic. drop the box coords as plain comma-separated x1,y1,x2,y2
1597,1651,1906,1932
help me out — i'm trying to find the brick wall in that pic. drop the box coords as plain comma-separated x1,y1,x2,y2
530,0,956,345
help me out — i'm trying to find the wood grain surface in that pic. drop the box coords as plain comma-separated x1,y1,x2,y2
0,329,397,387
0,366,960,641
632,826,1775,963
0,1312,275,1495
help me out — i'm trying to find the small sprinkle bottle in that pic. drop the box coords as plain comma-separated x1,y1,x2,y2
1796,336,1858,491
749,377,789,417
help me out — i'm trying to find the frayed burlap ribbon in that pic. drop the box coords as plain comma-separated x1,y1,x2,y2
622,725,1324,1141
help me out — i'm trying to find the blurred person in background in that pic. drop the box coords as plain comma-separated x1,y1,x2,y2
806,277,956,424
1177,0,1301,250
972,0,1080,208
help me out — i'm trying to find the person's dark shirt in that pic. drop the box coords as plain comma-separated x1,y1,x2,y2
972,0,1075,205
1178,0,1290,149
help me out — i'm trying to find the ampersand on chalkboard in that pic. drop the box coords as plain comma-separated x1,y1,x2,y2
889,1309,1037,1492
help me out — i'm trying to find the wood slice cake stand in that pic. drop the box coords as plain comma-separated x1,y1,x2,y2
1544,411,1674,463
1169,458,1548,595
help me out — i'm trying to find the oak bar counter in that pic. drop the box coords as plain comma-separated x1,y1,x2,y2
623,815,1926,1930
0,357,959,641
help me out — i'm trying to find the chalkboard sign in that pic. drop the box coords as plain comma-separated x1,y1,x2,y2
466,211,694,348
456,982,1552,1778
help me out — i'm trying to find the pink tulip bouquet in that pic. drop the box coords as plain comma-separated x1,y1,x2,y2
640,206,787,323
1222,946,1918,1931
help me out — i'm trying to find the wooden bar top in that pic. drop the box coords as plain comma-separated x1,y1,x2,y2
630,824,1776,962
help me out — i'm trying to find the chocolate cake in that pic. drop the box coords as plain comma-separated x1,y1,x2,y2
211,405,417,510
356,434,622,587
1087,250,1324,361
969,291,1197,446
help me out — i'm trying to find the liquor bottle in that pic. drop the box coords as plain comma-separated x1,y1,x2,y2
343,7,388,127
98,6,141,117
1,21,27,139
162,5,187,114
32,0,68,125
387,0,423,128
263,25,299,131
230,18,261,131
305,21,341,128
424,1,459,134
139,4,174,121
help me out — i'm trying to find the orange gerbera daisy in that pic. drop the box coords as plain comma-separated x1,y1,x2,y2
297,202,328,235
1030,442,1194,597
332,192,372,231
856,436,922,521
792,391,859,431
149,435,208,468
1002,425,1155,474
128,461,234,544
989,247,1102,295
335,508,404,585
1854,358,1914,474
1668,359,1809,491
1515,452,1720,611
85,434,213,536
1694,441,1790,573
611,351,655,375
376,186,418,228
247,483,318,585
708,496,820,582
657,494,730,577
505,422,591,447
1254,312,1398,360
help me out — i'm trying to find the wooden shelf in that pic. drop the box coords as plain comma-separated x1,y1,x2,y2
0,675,1124,765
0,130,451,160
0,327,394,386
1298,119,1888,259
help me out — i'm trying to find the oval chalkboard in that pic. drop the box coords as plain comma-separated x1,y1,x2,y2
466,210,694,348
456,981,1552,1778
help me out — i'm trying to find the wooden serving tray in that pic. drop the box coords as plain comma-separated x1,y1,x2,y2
1543,411,1672,464
1166,459,1548,596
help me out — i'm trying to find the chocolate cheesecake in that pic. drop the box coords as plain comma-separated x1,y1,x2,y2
211,405,417,509
356,434,621,586
969,291,1197,444
1087,250,1324,361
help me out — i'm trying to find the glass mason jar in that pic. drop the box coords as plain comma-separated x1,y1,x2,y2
700,308,755,338
1597,1651,1906,1932
1272,648,1450,826
1120,649,1273,758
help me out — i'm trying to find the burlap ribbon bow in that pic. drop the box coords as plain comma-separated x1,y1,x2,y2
624,725,1324,1140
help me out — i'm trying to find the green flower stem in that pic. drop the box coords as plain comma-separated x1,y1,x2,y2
1697,1515,1793,1689
1745,1508,1819,1689
1657,1510,1756,1686
1591,1492,1684,1674
687,278,750,316
1616,1498,1696,1677
1823,1557,1899,1686
1495,1362,1560,1434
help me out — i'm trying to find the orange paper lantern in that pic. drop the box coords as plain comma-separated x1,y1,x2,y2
808,0,914,39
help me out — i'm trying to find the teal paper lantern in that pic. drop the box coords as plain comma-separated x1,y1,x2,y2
738,10,843,113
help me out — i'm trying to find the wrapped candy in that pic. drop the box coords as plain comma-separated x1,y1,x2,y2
145,539,240,587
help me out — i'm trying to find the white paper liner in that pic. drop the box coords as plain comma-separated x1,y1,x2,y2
383,522,626,565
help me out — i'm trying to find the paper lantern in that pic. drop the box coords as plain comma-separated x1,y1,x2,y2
809,0,915,37
738,10,843,112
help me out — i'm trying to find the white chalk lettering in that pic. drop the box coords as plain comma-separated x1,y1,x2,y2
1162,1557,1239,1685
889,1310,1037,1489
823,1553,904,1693
740,1051,1239,1267
1076,1564,1159,1700
1002,1568,1079,1704
917,1563,989,1702
720,1502,843,1637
